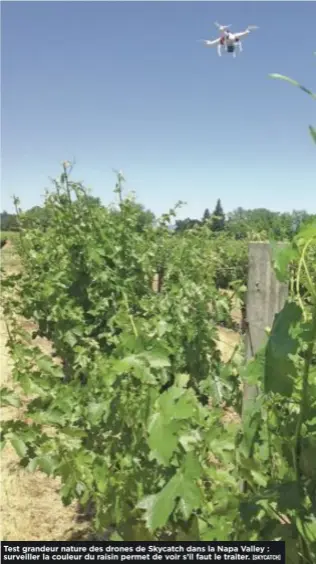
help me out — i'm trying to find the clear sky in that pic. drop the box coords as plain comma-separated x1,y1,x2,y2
2,1,316,219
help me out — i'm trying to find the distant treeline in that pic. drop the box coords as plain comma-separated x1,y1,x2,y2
1,211,20,232
1,197,315,241
175,199,316,241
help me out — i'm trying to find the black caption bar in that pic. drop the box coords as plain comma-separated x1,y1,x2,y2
1,542,285,564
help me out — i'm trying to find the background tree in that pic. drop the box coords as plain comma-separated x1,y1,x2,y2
211,199,225,232
225,208,315,241
175,218,201,233
202,208,211,224
110,201,155,233
133,203,156,233
0,211,19,231
22,206,52,230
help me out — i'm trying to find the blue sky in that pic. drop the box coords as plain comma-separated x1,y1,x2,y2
2,1,316,219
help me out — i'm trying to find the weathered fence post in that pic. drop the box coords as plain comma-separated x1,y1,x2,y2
241,242,289,491
243,242,289,406
152,272,159,293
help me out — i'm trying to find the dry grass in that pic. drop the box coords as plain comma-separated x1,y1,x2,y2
0,313,92,541
1,241,91,540
1,239,21,275
216,326,241,363
220,289,243,322
215,289,243,363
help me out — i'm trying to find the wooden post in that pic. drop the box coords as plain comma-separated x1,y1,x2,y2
243,242,289,406
152,272,159,293
240,242,289,491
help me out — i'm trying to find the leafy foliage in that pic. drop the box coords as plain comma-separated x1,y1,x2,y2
1,163,315,560
269,56,316,145
226,208,314,242
1,165,242,540
0,59,315,561
239,222,316,563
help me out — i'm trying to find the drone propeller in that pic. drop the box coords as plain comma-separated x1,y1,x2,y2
197,39,219,46
214,21,231,31
247,25,259,31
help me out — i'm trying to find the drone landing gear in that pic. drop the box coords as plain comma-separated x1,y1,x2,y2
236,38,243,54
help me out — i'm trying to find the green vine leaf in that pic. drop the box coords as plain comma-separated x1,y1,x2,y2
265,302,302,397
309,126,316,144
269,74,316,100
138,453,202,532
0,387,21,408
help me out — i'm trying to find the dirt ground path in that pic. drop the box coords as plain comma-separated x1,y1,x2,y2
0,311,89,541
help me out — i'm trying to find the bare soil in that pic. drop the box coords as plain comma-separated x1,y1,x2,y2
0,313,91,541
0,242,90,540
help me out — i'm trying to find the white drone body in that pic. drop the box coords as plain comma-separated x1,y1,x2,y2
199,22,258,58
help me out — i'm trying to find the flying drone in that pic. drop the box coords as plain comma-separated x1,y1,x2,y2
199,21,258,58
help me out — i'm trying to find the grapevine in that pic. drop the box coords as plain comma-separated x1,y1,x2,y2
0,61,315,563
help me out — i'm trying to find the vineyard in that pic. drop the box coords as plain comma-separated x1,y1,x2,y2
1,60,316,564
0,163,315,558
